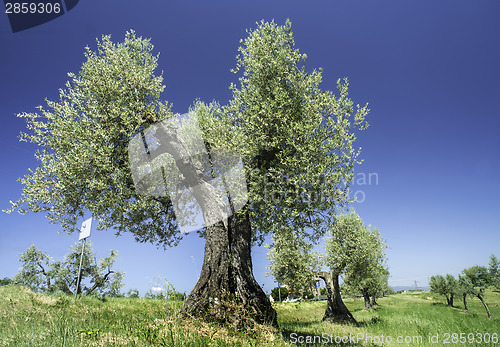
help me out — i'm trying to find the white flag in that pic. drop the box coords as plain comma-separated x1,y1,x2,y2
79,217,92,241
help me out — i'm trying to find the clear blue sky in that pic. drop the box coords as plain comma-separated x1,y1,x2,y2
1,0,499,295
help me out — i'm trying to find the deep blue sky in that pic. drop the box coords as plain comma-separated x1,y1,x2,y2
1,1,499,295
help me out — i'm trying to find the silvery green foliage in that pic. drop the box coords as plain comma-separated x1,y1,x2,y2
8,31,181,247
266,227,322,296
223,20,369,242
50,241,124,296
488,254,500,289
341,221,388,297
9,20,369,248
12,244,52,292
324,211,384,276
12,242,124,296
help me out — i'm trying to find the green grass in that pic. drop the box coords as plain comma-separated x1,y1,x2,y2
277,291,500,346
1,286,499,346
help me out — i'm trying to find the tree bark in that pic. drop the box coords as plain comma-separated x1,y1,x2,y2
361,289,372,310
37,261,52,291
445,295,452,307
316,271,356,324
85,270,114,296
152,124,277,327
370,295,378,307
179,211,277,328
449,293,454,307
477,294,491,319
463,293,468,313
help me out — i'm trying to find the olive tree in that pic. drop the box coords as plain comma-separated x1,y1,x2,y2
320,211,385,323
12,244,52,292
429,273,458,307
12,242,124,296
462,266,492,319
488,254,500,290
458,274,474,313
266,227,321,299
343,246,389,310
7,21,368,327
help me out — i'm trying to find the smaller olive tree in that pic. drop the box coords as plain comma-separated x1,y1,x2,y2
12,245,52,292
13,242,124,297
462,266,492,319
270,286,289,302
342,226,388,310
0,277,11,286
488,254,500,290
429,273,458,307
266,227,321,299
320,211,382,324
458,274,474,313
126,288,140,298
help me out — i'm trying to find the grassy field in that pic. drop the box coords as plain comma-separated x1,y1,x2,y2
1,285,499,346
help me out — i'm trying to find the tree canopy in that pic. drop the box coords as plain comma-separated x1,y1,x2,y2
8,21,369,248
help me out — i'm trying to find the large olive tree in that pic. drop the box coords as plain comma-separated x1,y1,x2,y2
7,20,369,327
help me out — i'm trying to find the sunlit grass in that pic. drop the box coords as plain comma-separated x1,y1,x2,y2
277,291,500,346
1,285,498,346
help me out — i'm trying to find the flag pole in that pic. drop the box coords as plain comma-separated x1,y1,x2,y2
75,217,92,301
75,238,86,300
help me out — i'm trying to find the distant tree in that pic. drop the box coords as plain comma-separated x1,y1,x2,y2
462,266,492,319
13,242,124,297
0,277,12,286
12,245,52,292
126,288,140,298
488,254,500,290
320,211,381,323
267,227,320,299
444,274,459,307
368,267,390,307
271,286,289,302
384,285,395,296
342,226,388,310
429,274,458,307
458,274,475,313
51,241,124,297
145,290,164,299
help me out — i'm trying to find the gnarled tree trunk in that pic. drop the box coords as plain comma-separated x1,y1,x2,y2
361,289,372,310
317,271,356,324
153,123,277,327
179,211,277,327
477,294,491,319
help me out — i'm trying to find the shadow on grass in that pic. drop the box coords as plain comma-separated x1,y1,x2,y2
351,304,382,313
357,316,383,327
